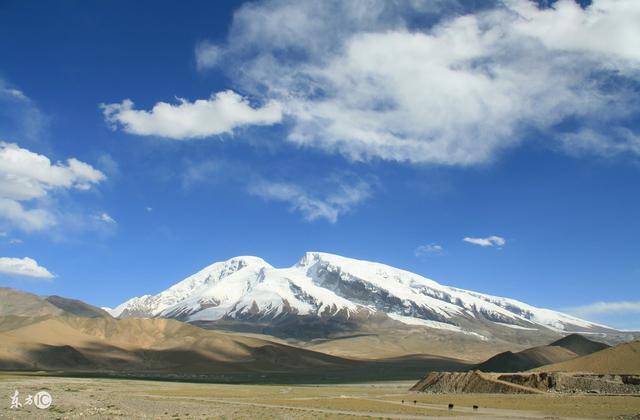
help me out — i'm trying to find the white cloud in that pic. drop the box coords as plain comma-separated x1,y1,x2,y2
565,301,640,318
0,199,54,231
175,155,373,221
0,256,54,279
0,80,48,146
0,142,105,200
0,142,106,231
248,177,371,223
414,243,444,257
208,0,640,164
145,207,153,212
96,212,116,224
559,128,640,157
101,90,283,140
463,235,506,247
508,0,640,65
3,88,27,101
195,41,222,70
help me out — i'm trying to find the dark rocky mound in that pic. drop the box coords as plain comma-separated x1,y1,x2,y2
474,334,609,373
550,333,610,356
410,371,540,394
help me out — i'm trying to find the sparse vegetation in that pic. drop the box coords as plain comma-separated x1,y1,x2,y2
1,373,640,419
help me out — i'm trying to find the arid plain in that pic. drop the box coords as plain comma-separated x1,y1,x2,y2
2,373,640,419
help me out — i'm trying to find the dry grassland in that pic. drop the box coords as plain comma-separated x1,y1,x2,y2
0,372,639,419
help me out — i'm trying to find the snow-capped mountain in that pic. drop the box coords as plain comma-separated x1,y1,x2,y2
110,252,612,339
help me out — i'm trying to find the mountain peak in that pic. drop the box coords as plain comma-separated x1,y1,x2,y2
295,251,341,267
205,255,272,274
109,252,615,338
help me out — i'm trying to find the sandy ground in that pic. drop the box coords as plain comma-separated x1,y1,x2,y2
0,373,639,419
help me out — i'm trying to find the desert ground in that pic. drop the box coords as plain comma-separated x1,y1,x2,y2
1,372,639,419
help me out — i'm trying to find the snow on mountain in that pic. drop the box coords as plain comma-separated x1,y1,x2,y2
110,256,271,318
111,252,611,336
296,252,607,332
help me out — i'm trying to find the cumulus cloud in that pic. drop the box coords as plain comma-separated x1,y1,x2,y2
102,90,283,140
463,235,506,247
508,0,640,64
0,256,54,279
565,301,640,318
0,142,105,200
414,243,444,257
248,177,371,223
0,142,106,231
0,199,54,232
199,0,640,164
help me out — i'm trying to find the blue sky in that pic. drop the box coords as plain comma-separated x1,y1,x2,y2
0,0,639,329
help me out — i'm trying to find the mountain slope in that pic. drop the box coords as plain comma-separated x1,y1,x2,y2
0,288,110,318
44,295,111,318
0,316,346,372
0,315,470,381
110,252,612,342
536,340,640,374
475,334,610,372
550,333,610,355
0,288,64,317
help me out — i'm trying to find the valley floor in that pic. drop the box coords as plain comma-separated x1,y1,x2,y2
0,373,639,419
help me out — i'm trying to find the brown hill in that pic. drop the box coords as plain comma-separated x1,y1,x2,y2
475,334,609,372
550,333,610,355
0,315,469,382
536,340,640,374
0,288,109,318
0,288,63,317
0,316,341,371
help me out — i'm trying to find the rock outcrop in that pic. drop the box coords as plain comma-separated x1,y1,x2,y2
412,370,640,394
